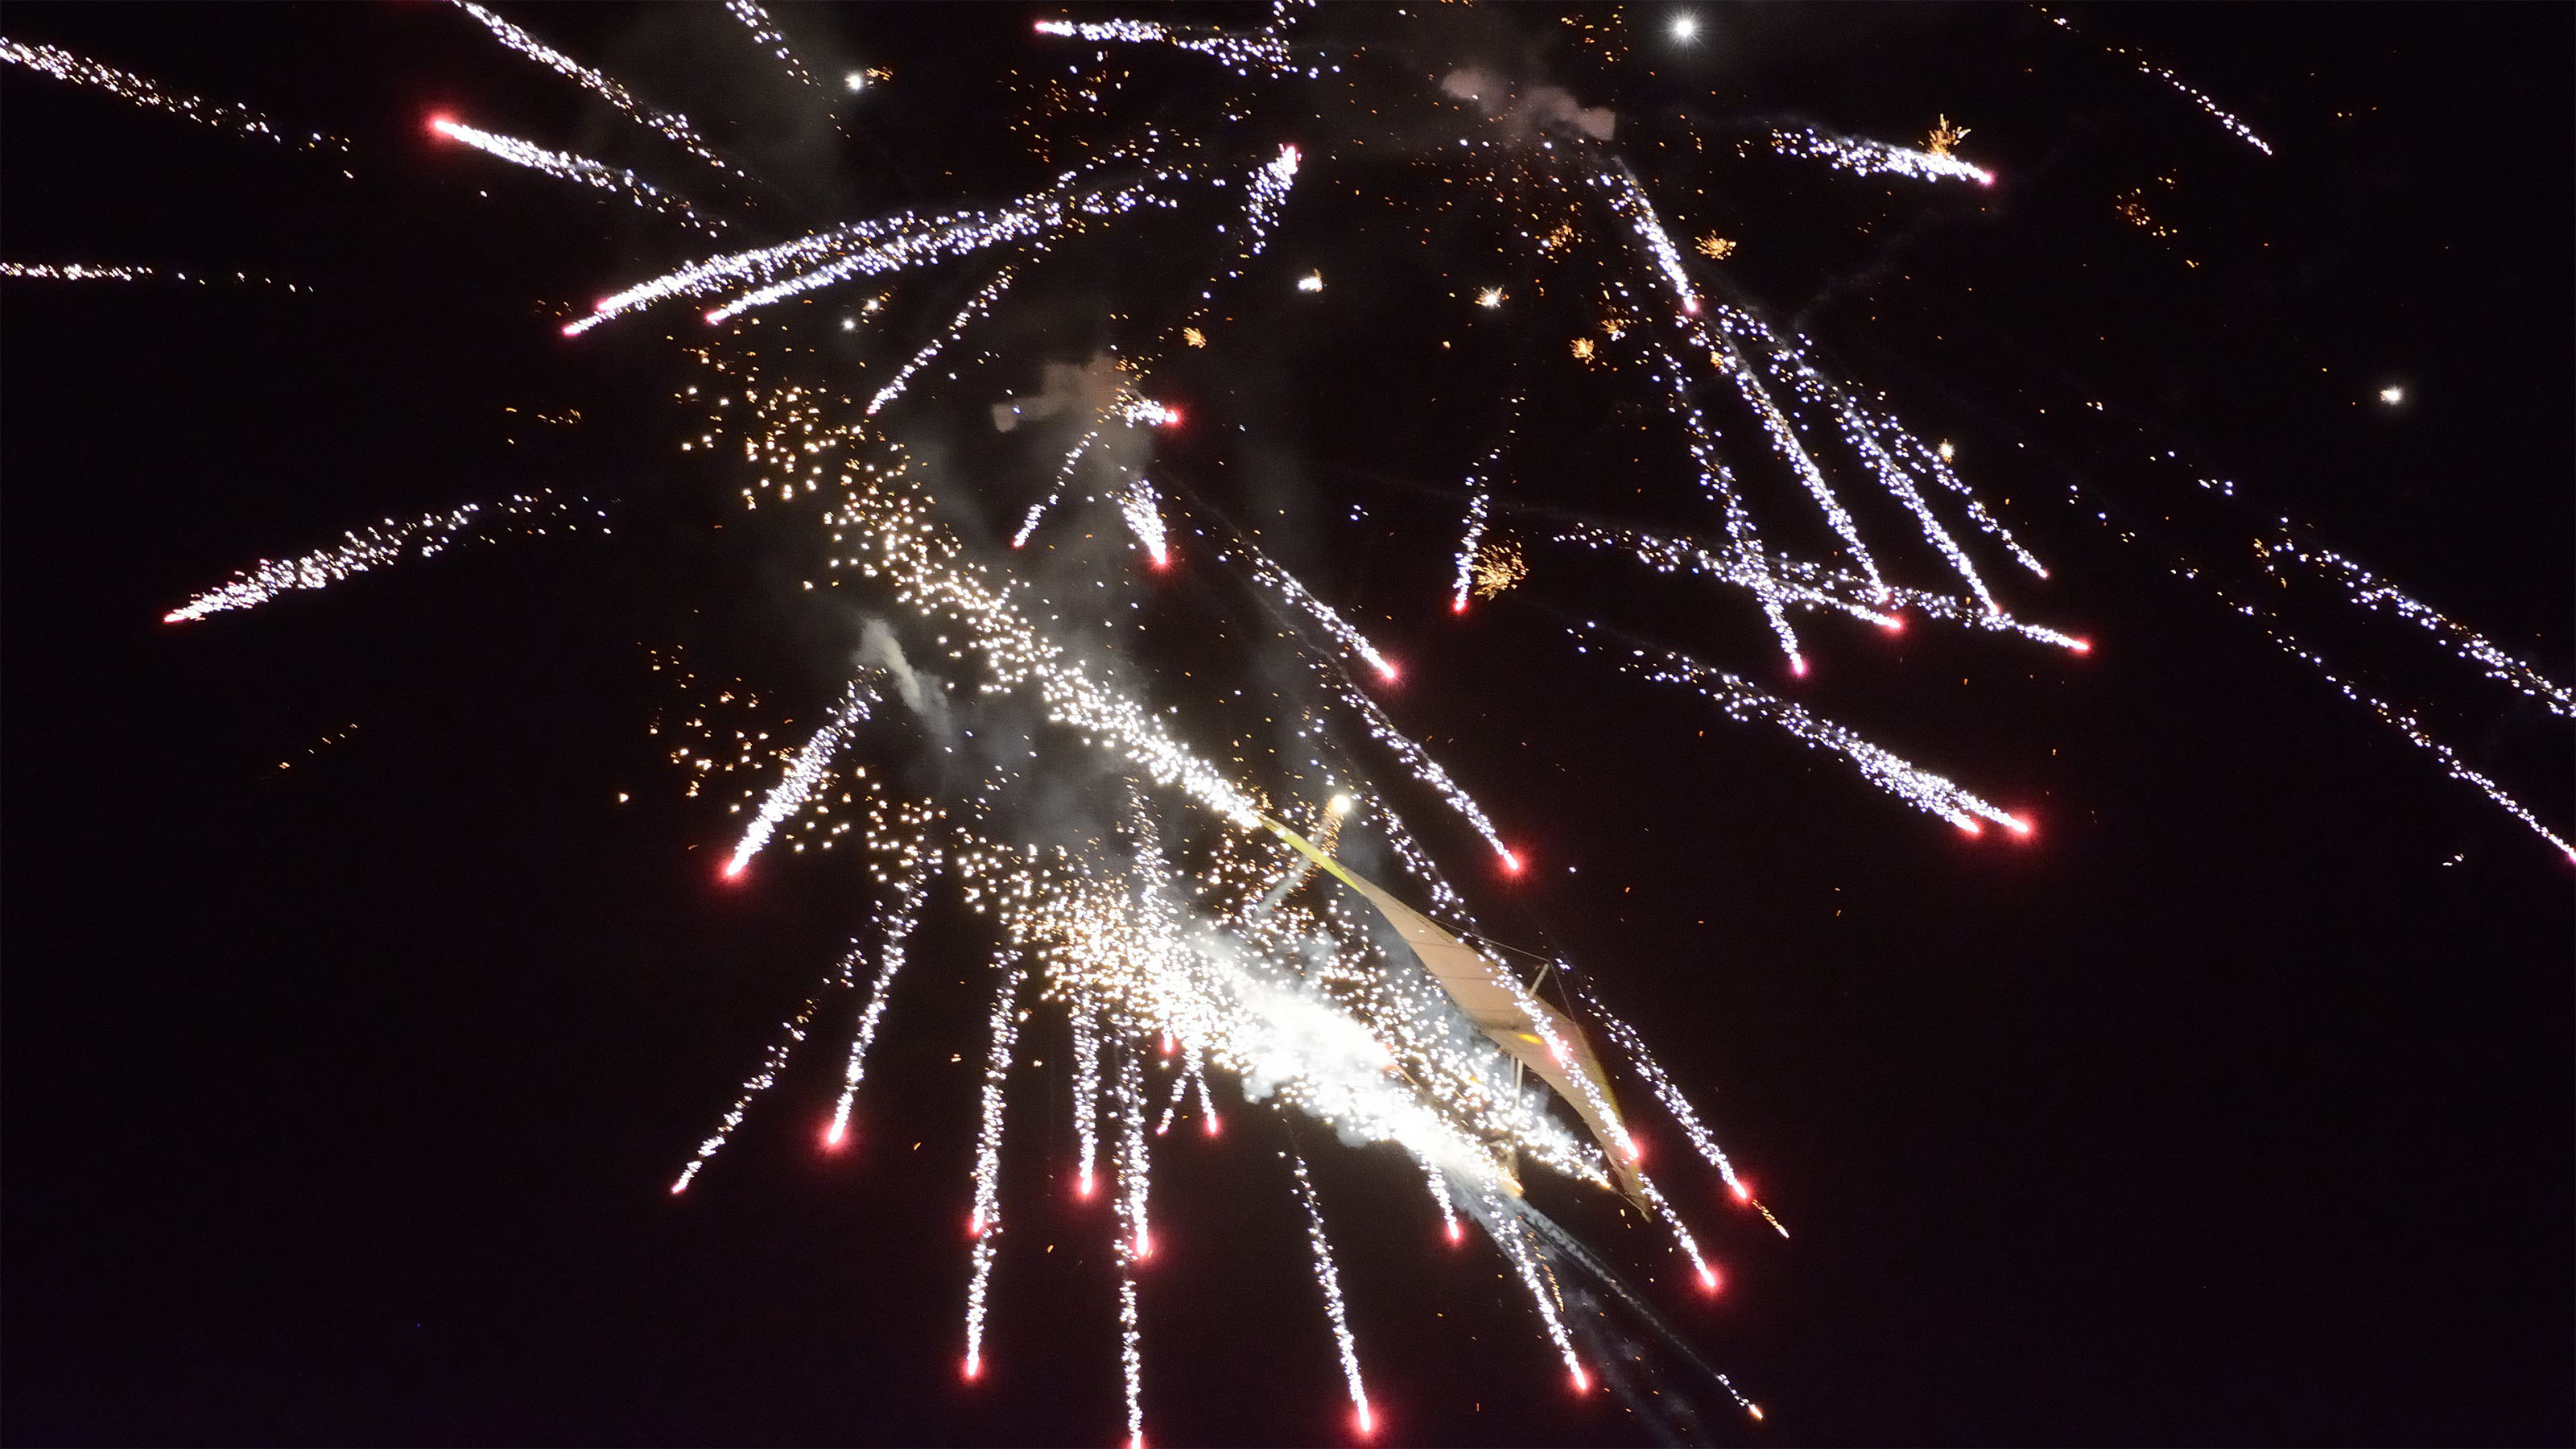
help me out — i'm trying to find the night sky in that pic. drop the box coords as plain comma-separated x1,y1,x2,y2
4,5,2570,1446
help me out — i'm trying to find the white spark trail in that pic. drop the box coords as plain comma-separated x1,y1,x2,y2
430,117,722,235
1585,626,2029,836
0,36,349,152
826,865,931,1146
1290,1153,1373,1436
451,2,734,174
725,681,875,877
961,956,1029,1379
868,267,1021,418
1769,126,1996,185
724,0,817,89
164,491,597,623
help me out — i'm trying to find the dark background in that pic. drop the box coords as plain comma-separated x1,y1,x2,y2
4,5,2568,1445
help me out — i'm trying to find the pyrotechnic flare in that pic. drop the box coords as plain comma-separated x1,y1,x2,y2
164,492,600,623
81,6,2564,1444
0,36,349,152
1769,126,1997,186
428,115,723,235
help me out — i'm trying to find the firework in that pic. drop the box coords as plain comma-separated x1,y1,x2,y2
1769,126,1997,186
1,36,349,154
44,6,2559,1445
428,115,723,234
163,491,601,624
451,1,734,175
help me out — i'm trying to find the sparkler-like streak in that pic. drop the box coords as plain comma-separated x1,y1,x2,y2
81,6,2564,1443
725,681,874,878
1450,396,1519,614
868,267,1020,418
163,491,598,624
825,864,931,1148
0,36,349,153
724,0,816,90
1290,1153,1374,1437
1769,126,1997,186
1582,625,2030,836
2,261,153,281
961,956,1027,1379
2042,10,2275,156
450,1,734,175
428,116,723,235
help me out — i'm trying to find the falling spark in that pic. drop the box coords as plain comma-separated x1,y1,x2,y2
451,1,735,175
726,681,874,877
164,492,600,623
0,36,349,152
1290,1154,1373,1438
430,114,722,235
1770,126,1996,186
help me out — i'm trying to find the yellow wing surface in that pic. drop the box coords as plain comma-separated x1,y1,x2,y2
1261,815,1646,1204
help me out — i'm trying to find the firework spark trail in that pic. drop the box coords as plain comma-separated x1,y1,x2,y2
1186,143,1302,330
1417,1154,1463,1241
1510,1201,1767,1420
1450,395,1520,614
671,986,827,1194
1591,183,1895,616
868,267,1022,418
2,260,316,292
1633,1170,1720,1290
1477,1190,1587,1391
163,491,597,623
2109,513,2575,860
704,179,1181,324
1642,337,1807,667
570,140,1178,334
1686,304,1891,602
1236,547,1399,683
1818,387,2000,614
725,680,876,877
1316,663,1518,867
724,0,816,89
1552,520,2092,654
1112,1048,1151,1447
1119,475,1172,568
1596,164,1701,317
1769,127,1996,186
2,261,153,281
1012,429,1103,547
1071,1008,1105,1195
451,2,734,175
1033,17,1298,80
1290,1153,1374,1436
0,36,350,153
1583,625,2030,836
1451,492,1492,614
2249,522,2574,719
960,956,1027,1379
1553,519,1896,634
826,865,931,1146
1590,1008,1752,1202
1871,412,2050,577
429,116,723,235
2041,11,2274,156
